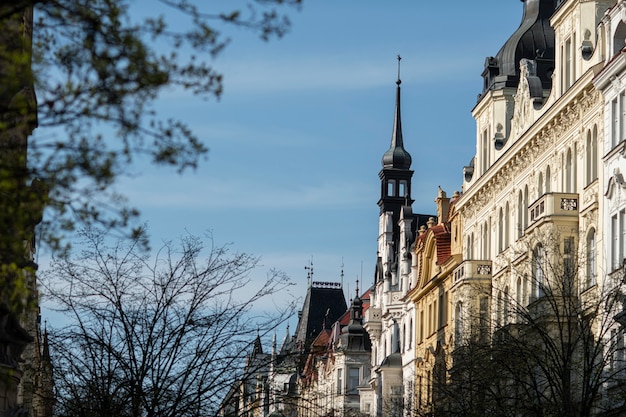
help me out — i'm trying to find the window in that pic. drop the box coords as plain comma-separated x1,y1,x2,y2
565,148,573,193
587,229,596,287
613,214,619,270
399,180,407,198
387,180,396,197
503,286,510,325
545,167,551,193
564,237,575,294
408,318,413,349
533,244,545,299
497,291,503,327
622,210,626,267
563,37,572,91
348,368,360,393
482,221,490,259
586,128,598,185
523,186,529,228
498,207,504,253
479,297,489,342
419,310,424,343
505,202,510,248
455,302,463,346
517,191,523,239
517,277,523,320
561,35,576,92
482,128,489,174
538,172,544,197
611,91,626,148
337,368,343,394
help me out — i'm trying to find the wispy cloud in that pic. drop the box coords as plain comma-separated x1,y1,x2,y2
119,174,373,211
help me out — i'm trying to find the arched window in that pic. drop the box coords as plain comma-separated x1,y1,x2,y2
592,125,598,182
497,291,503,327
505,202,510,248
516,277,523,321
533,244,545,299
498,207,504,253
503,286,510,325
538,172,544,197
565,148,573,192
586,130,594,185
482,220,490,259
523,186,529,229
545,166,551,193
614,21,626,55
517,191,523,239
455,302,463,346
587,228,596,287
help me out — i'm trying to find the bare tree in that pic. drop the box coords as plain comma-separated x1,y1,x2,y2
0,0,301,254
426,232,626,417
42,228,294,417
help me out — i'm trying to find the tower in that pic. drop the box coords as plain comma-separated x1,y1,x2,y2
377,57,414,224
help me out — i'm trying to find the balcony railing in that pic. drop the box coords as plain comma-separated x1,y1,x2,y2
453,260,492,284
528,192,578,226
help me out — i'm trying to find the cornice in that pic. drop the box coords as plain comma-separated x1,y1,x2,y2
457,69,600,220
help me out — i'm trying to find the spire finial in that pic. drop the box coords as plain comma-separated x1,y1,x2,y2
396,55,402,86
355,278,360,298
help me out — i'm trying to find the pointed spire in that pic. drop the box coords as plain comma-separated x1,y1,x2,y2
42,321,50,361
253,331,263,356
382,55,412,170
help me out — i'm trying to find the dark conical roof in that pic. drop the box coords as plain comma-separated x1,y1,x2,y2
481,0,556,98
382,79,412,170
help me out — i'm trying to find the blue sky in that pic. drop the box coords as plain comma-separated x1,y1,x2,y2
41,2,527,325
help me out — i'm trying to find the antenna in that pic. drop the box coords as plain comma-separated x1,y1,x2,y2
305,258,314,288
340,258,344,289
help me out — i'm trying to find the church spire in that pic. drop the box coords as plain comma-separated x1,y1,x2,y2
382,55,412,170
378,56,414,217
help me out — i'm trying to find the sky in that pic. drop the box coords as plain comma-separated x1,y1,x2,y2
39,1,527,331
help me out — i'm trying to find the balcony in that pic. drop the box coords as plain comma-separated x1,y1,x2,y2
528,192,578,230
452,260,492,286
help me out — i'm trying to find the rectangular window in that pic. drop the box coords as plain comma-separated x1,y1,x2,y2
479,297,489,342
419,310,424,343
613,214,619,270
348,368,360,393
621,91,626,143
482,129,489,174
337,368,343,395
613,96,619,148
621,210,626,267
564,38,572,90
564,237,575,293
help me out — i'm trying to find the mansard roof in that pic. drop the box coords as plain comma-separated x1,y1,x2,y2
480,0,556,99
293,283,347,353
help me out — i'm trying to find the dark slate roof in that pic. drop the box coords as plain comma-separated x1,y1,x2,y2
480,0,556,99
382,80,412,170
293,284,347,352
